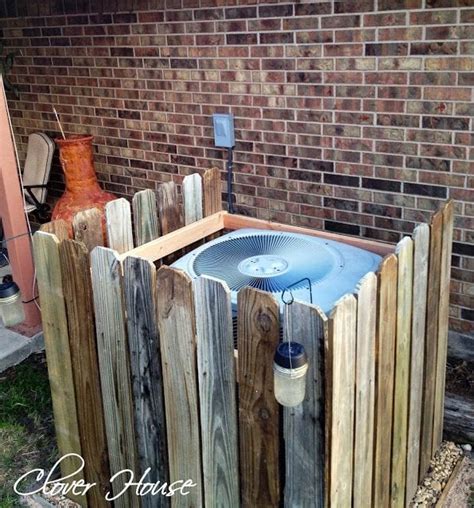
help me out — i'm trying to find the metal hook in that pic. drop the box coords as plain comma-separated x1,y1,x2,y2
281,277,313,306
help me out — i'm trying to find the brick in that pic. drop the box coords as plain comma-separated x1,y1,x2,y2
324,173,360,187
283,17,318,31
288,170,321,182
362,178,401,192
425,57,474,71
289,146,323,159
113,12,137,24
296,30,334,44
364,12,406,26
404,182,447,198
294,3,332,16
453,242,474,257
424,87,472,101
297,59,332,70
217,20,247,32
287,72,323,84
426,25,474,40
411,10,457,25
378,27,422,41
336,85,376,98
325,71,363,84
460,308,474,321
459,72,474,85
334,0,374,13
324,44,364,57
379,57,422,70
287,45,322,58
258,4,293,17
460,42,474,55
260,32,294,44
407,101,453,115
378,0,422,9
407,130,452,144
325,149,361,163
226,33,257,45
225,7,257,19
363,99,404,113
376,140,417,156
366,43,408,56
325,220,360,236
299,159,333,171
324,197,359,211
406,157,451,172
363,227,401,243
364,126,404,141
411,42,457,55
335,29,376,43
419,172,466,188
321,14,361,29
420,144,466,159
422,116,470,130
377,114,419,128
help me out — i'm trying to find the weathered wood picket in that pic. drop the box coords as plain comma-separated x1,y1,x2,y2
33,167,454,507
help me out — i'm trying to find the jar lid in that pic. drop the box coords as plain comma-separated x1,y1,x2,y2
0,280,20,299
274,342,308,369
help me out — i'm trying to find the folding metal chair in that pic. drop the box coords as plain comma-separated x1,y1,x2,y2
22,132,55,222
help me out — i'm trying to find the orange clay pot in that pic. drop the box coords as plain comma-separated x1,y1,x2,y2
52,135,115,236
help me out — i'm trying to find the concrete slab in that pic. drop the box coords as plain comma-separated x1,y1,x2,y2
0,325,44,373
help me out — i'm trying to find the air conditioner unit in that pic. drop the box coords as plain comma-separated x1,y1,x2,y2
172,228,382,329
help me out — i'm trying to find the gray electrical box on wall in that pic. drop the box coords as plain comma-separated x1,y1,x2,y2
212,113,235,148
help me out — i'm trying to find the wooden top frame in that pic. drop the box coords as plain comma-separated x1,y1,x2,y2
120,211,394,263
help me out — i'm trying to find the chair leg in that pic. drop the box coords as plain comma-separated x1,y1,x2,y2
36,204,51,224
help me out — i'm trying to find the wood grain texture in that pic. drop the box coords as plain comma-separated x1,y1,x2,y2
194,276,239,507
120,212,226,263
203,167,222,217
105,198,134,254
155,267,202,508
283,302,327,508
156,181,183,235
419,210,443,478
32,232,85,506
72,208,104,252
183,173,203,225
123,256,169,508
406,223,430,506
328,294,357,508
59,239,110,507
391,236,414,508
373,254,398,508
223,214,394,257
353,272,377,508
39,219,70,241
132,189,160,246
444,393,474,444
237,287,280,508
90,247,137,508
433,201,454,454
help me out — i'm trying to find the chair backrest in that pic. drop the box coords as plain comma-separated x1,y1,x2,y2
22,132,55,205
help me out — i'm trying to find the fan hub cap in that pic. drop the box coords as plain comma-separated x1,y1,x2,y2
238,255,289,278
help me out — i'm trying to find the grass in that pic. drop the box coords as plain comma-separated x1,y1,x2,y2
0,353,57,508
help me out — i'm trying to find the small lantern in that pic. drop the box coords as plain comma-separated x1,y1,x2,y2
273,342,309,407
0,280,25,327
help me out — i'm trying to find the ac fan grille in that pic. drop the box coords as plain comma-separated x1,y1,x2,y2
192,233,338,293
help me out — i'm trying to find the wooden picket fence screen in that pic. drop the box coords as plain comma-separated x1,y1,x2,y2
33,167,453,507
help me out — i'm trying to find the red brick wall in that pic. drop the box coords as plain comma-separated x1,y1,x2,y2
1,0,473,335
